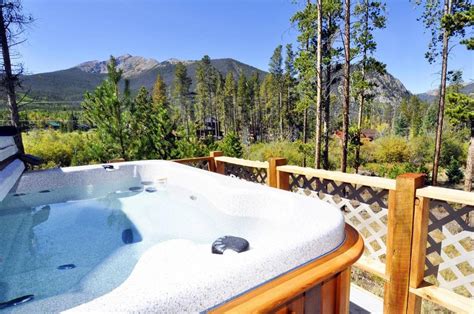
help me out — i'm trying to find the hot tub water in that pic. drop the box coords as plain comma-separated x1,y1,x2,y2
0,181,273,312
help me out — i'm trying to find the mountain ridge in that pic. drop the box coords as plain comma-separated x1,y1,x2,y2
417,82,474,102
19,54,413,111
20,55,267,101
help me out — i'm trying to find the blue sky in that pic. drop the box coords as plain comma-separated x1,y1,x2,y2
20,0,473,93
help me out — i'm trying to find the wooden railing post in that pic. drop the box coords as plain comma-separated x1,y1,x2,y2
384,173,425,314
277,168,290,191
210,151,224,174
407,196,430,313
268,158,287,188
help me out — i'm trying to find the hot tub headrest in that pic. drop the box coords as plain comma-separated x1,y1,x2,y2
0,126,43,170
0,137,19,170
0,127,43,201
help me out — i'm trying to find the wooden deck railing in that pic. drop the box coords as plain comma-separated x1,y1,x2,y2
175,151,474,314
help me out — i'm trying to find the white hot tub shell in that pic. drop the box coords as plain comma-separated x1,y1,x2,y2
0,160,345,313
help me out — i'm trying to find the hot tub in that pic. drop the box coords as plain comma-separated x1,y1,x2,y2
0,160,359,313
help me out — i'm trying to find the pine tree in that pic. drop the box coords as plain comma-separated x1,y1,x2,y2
292,0,317,166
352,0,387,173
215,73,226,137
0,0,33,153
195,55,218,136
321,0,342,170
409,96,425,138
292,0,343,168
248,72,262,141
269,45,285,140
236,72,250,138
341,0,351,172
441,2,474,49
446,157,464,184
152,75,168,109
415,0,472,185
82,56,131,160
445,73,474,191
260,74,276,141
130,87,176,160
394,115,409,139
224,72,237,132
284,44,298,138
172,62,192,136
67,112,78,132
315,0,323,168
218,131,243,158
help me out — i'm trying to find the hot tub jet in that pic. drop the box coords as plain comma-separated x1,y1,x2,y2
0,295,34,309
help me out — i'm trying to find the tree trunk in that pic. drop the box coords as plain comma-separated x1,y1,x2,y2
303,16,310,169
314,0,323,169
0,5,24,153
432,0,451,185
341,0,351,173
303,107,307,167
287,84,291,138
323,61,331,170
279,91,283,140
355,93,364,174
464,119,473,191
355,0,369,174
233,95,237,133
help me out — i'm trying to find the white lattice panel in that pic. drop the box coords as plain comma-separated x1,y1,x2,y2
425,200,473,298
289,174,389,263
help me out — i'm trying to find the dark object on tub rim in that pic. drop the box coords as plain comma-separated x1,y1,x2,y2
57,264,76,270
212,236,250,254
128,186,143,192
122,228,134,244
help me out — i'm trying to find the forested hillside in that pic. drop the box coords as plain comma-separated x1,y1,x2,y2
19,55,267,101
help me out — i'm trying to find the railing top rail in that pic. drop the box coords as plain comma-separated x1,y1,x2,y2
410,284,474,314
214,156,269,169
277,165,396,191
416,186,474,206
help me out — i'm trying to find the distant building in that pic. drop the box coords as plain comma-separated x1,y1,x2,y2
196,116,223,139
360,129,378,141
334,129,378,142
46,121,61,130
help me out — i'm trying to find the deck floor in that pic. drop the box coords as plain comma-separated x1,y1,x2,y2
350,284,383,313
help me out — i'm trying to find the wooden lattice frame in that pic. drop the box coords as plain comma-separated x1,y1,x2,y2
176,159,210,171
289,174,389,263
224,163,268,185
425,200,473,298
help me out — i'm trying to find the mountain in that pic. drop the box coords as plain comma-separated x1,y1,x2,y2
357,68,411,105
461,82,474,95
417,88,438,103
417,82,474,103
18,54,413,114
329,63,411,108
76,54,159,77
20,55,267,101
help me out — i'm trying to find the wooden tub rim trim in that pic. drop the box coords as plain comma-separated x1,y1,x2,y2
209,224,364,313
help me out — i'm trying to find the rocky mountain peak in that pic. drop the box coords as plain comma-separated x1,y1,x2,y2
76,54,159,78
162,58,195,65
